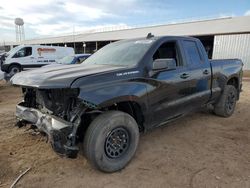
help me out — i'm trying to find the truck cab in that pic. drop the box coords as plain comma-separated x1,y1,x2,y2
144,37,213,126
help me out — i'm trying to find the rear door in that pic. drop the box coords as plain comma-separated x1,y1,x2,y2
180,39,212,108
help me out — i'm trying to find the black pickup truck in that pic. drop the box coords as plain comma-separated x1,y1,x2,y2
11,35,243,172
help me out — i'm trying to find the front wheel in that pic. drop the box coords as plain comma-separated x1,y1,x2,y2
8,65,21,76
83,111,139,172
214,85,237,117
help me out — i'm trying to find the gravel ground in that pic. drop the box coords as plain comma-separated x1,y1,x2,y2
0,80,250,188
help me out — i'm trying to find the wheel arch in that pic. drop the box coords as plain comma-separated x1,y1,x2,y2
76,98,146,143
105,100,145,132
227,76,239,89
8,63,22,72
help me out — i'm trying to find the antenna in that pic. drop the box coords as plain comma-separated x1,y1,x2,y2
146,33,154,39
14,18,25,42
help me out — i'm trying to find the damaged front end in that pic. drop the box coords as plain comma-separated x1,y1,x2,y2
16,88,89,158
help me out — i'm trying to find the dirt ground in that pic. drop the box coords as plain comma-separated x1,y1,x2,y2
0,80,250,188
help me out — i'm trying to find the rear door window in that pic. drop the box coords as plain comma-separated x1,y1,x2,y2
182,40,202,66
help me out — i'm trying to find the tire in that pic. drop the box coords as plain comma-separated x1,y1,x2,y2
83,111,139,172
8,65,21,76
214,85,237,117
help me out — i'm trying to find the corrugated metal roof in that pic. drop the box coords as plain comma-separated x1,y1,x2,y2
6,16,250,46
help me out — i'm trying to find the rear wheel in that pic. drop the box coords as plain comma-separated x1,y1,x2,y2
8,65,21,76
83,111,139,172
214,85,237,117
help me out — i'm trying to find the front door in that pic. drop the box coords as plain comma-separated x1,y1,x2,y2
12,47,34,70
146,40,193,127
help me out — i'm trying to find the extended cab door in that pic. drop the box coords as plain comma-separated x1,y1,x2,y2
146,39,195,127
179,39,212,108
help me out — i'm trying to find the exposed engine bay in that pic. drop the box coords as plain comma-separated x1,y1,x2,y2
17,87,90,158
23,88,81,121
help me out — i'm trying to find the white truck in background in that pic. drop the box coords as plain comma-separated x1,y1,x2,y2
1,45,74,76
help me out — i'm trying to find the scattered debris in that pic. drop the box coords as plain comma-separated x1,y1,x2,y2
0,183,8,187
10,167,31,188
138,167,151,171
15,121,26,128
190,168,206,188
215,176,221,180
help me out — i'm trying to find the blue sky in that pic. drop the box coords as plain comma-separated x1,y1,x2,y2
0,0,250,42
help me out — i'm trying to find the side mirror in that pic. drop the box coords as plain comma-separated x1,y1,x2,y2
152,58,176,71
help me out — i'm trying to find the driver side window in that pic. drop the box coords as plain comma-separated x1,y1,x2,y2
13,47,32,58
153,41,182,67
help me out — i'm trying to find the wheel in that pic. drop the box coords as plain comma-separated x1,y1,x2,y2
8,65,21,76
214,85,237,117
84,111,139,172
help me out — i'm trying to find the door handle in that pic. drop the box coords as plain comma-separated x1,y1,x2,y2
30,57,35,59
180,73,189,79
203,69,209,75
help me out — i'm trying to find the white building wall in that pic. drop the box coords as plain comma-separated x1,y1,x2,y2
213,34,250,70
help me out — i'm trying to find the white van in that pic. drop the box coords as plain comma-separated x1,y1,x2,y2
1,45,74,75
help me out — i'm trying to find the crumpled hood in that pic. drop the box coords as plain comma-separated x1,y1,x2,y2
11,64,124,88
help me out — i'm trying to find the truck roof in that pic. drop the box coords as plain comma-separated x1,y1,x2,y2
119,35,200,44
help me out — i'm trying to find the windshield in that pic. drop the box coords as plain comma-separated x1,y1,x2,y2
58,56,75,64
6,46,23,57
84,39,155,66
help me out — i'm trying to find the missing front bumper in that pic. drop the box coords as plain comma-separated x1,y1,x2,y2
16,102,79,158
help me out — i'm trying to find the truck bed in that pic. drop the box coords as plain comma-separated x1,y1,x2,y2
209,58,243,102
